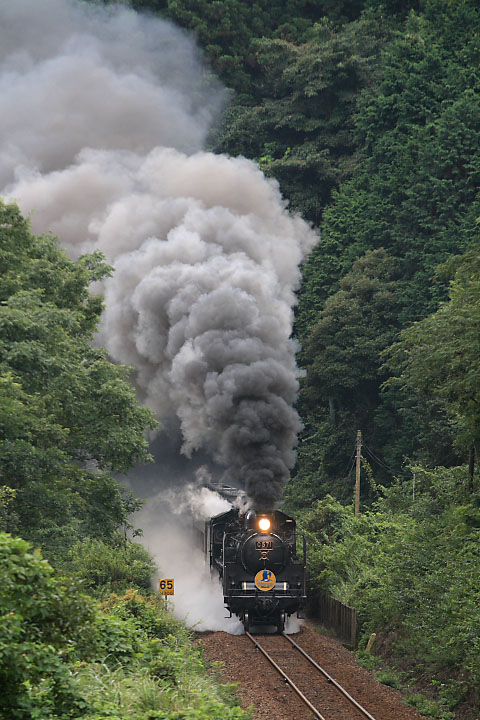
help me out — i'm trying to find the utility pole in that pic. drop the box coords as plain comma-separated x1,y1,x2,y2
355,430,362,517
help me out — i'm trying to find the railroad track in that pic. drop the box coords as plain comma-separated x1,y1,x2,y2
245,631,378,720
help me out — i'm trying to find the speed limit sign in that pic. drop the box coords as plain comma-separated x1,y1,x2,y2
159,578,174,595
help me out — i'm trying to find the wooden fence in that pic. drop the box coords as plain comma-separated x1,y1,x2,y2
310,593,357,646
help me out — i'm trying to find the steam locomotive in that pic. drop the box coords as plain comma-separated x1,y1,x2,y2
204,491,306,632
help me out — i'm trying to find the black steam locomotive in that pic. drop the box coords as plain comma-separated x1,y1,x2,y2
205,497,306,632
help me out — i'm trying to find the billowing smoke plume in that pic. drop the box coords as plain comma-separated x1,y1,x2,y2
0,0,219,183
2,0,317,509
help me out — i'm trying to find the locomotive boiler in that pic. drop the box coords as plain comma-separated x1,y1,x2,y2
205,503,306,632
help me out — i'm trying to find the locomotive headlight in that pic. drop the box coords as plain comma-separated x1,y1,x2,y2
258,517,271,532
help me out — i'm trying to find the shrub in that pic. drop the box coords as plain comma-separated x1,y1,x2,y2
67,535,155,596
300,465,480,710
101,589,190,642
0,532,96,718
0,534,249,720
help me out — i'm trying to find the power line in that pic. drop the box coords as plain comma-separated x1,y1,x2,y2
341,445,357,478
362,442,406,477
338,447,358,501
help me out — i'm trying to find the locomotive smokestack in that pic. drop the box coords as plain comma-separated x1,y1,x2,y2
1,0,317,509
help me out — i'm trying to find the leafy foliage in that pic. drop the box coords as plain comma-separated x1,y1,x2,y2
0,201,246,719
216,12,392,223
0,534,249,720
300,0,480,313
303,249,402,408
65,536,156,597
386,235,480,457
0,533,100,719
291,250,405,499
0,201,157,557
294,0,480,502
166,0,285,94
298,466,480,710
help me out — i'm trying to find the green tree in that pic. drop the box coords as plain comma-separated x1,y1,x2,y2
386,235,480,466
297,466,480,710
294,250,403,498
166,0,292,94
216,12,392,223
0,533,250,720
304,250,401,409
297,0,480,338
0,533,99,718
0,201,156,556
293,0,480,491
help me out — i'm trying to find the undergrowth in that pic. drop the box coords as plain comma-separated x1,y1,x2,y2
299,465,480,717
0,533,249,720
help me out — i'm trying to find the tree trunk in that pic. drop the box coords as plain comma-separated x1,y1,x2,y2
328,396,336,427
468,446,475,494
473,442,480,492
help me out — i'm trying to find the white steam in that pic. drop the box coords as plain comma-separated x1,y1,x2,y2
134,480,301,633
0,0,219,185
135,484,243,634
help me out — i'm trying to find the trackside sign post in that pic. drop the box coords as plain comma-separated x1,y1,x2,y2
159,578,174,595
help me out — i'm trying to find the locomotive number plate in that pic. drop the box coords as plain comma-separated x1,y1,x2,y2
255,569,276,591
256,540,273,550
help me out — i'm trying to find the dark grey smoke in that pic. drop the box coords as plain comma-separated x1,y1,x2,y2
2,0,317,509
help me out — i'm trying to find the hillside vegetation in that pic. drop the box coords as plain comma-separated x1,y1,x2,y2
133,0,480,715
2,0,480,717
0,533,247,720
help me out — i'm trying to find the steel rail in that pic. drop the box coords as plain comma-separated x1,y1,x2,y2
282,632,378,720
245,631,327,720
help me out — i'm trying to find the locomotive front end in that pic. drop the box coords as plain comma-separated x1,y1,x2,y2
208,506,306,633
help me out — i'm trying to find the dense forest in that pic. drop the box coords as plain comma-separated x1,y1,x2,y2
1,0,480,718
143,4,479,713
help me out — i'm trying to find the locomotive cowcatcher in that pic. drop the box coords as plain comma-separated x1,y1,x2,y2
205,505,306,632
